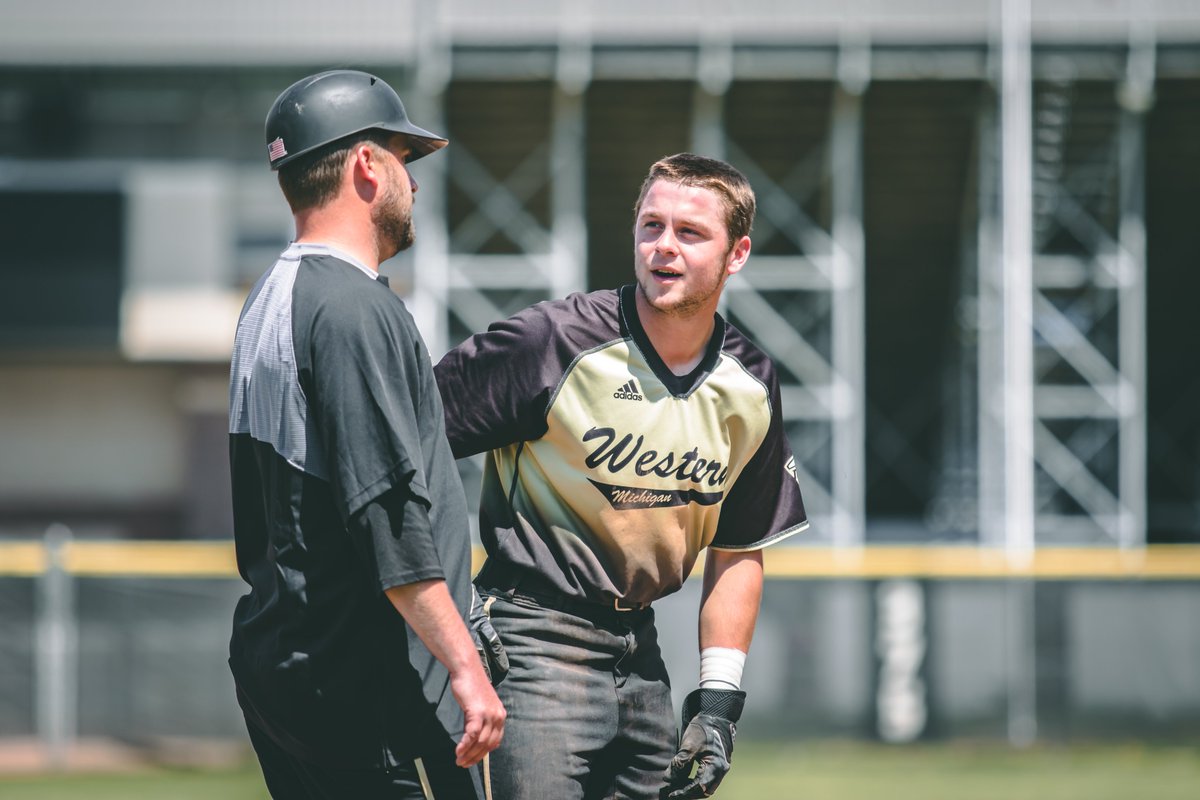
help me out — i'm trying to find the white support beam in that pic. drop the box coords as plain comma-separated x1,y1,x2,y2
692,27,732,160
1112,25,1152,550
1000,0,1037,565
408,114,452,357
36,524,77,770
830,77,867,548
550,83,588,300
409,2,452,357
998,0,1039,751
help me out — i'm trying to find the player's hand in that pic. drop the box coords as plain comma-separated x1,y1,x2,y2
664,688,745,799
449,661,506,768
469,586,509,685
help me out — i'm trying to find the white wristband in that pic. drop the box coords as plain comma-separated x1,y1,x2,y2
698,647,746,691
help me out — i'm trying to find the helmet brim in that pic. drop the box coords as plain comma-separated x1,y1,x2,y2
385,123,448,163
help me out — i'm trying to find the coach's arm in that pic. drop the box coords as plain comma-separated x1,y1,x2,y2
386,580,507,768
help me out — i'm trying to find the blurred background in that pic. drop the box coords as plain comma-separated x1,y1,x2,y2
1,0,1199,792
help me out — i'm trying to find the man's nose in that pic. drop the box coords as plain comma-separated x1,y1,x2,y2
655,229,678,255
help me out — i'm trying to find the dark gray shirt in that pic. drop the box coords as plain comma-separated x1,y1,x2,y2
228,243,473,769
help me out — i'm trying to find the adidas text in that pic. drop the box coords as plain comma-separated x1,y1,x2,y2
613,379,643,401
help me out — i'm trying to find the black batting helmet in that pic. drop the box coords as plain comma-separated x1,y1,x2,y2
264,70,447,170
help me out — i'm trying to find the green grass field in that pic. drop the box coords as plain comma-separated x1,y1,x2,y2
0,741,1197,800
721,740,1200,800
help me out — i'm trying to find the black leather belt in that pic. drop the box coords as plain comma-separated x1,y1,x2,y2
476,562,650,623
508,586,650,614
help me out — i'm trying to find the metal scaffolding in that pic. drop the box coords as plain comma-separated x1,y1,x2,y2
400,2,1165,551
717,71,867,548
408,13,588,360
405,13,871,546
677,30,868,548
979,5,1151,551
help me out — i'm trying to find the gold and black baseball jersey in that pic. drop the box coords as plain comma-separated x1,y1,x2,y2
436,284,808,606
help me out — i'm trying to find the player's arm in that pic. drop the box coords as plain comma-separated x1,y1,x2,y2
434,304,558,458
698,548,763,652
385,579,506,768
665,548,763,799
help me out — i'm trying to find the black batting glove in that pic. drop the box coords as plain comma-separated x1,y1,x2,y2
664,688,745,799
468,586,509,685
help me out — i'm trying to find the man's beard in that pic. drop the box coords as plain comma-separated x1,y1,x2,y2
373,177,415,256
636,267,725,320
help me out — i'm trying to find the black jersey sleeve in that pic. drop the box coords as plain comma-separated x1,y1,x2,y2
299,271,436,524
349,487,446,591
434,303,561,458
711,360,809,550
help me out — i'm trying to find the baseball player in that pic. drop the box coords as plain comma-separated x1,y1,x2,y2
435,153,809,799
228,70,505,799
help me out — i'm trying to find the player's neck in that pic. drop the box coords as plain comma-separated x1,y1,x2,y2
293,206,381,271
634,291,716,377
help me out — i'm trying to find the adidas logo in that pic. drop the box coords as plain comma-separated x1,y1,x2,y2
784,455,799,486
613,379,644,402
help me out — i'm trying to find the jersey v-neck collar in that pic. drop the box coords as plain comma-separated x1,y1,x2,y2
618,283,726,399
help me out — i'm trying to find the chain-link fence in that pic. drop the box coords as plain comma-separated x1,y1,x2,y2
3,532,1199,767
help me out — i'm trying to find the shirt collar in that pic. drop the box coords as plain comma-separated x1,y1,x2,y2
284,242,377,279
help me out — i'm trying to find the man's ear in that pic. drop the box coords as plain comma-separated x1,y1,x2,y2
351,143,383,197
725,235,751,277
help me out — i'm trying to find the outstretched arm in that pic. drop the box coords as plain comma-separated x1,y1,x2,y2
386,579,506,767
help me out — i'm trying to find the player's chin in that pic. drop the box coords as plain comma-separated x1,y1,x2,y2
638,277,680,303
649,288,693,313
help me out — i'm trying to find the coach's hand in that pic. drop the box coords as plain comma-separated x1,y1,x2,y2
450,657,506,768
664,688,745,799
469,586,509,685
385,579,506,768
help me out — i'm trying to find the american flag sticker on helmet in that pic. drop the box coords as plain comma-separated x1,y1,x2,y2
268,137,287,162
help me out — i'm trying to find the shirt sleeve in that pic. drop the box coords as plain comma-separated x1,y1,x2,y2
348,487,445,591
434,303,561,458
302,284,433,524
711,371,809,550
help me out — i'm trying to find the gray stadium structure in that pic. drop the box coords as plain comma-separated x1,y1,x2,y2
1,0,1199,761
